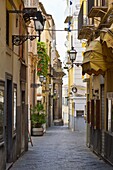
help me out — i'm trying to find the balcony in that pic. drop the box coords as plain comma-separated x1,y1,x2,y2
78,0,112,40
88,0,108,18
78,2,95,40
88,6,108,18
87,0,113,30
98,6,113,29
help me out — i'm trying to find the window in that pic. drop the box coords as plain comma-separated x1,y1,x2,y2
101,0,106,6
0,86,4,140
13,87,17,132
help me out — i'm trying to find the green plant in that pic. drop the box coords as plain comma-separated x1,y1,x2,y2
37,42,50,77
31,103,46,128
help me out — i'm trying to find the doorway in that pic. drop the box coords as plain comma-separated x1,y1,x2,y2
6,77,13,163
75,110,86,132
21,90,25,153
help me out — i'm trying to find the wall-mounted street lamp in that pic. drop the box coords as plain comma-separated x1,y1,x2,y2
67,47,82,67
30,75,45,88
72,87,77,93
9,8,46,46
68,46,77,67
39,75,44,84
34,11,46,42
49,84,52,90
43,77,46,84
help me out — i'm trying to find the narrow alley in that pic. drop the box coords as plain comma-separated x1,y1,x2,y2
10,126,113,170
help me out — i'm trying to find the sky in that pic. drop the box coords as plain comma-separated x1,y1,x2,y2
39,0,67,63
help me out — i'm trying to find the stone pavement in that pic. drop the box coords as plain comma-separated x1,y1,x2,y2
10,126,113,170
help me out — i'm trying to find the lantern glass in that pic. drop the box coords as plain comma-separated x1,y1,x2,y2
34,20,44,31
39,75,44,83
43,77,46,83
69,48,77,61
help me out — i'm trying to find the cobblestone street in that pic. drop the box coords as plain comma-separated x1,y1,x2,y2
10,126,113,170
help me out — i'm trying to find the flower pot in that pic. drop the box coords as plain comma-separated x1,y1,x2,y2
32,127,44,136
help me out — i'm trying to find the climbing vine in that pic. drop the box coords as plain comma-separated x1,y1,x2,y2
37,42,50,77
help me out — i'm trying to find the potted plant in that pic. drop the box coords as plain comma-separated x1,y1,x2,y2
31,103,46,136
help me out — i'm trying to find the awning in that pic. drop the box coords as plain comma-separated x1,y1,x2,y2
100,28,113,61
102,28,113,48
82,40,107,76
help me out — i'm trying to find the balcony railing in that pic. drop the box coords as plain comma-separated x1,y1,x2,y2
78,0,111,40
78,2,95,40
88,0,108,18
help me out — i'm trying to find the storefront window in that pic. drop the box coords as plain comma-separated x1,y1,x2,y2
0,88,4,140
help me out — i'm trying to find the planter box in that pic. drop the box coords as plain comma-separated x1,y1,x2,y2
32,127,44,136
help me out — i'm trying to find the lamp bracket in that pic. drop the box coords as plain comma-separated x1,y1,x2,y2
30,83,41,88
12,35,39,46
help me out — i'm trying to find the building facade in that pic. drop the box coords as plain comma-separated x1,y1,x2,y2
0,1,28,169
64,0,86,131
78,0,113,165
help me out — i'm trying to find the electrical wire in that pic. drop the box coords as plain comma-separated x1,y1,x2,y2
27,25,78,31
44,29,78,31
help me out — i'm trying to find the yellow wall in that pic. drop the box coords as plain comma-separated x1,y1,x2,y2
80,0,87,15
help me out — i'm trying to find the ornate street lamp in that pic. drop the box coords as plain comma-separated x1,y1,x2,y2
34,11,46,41
39,75,44,84
10,9,46,45
72,87,77,93
68,47,77,67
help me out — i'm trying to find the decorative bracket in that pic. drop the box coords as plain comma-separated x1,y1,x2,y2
12,35,39,46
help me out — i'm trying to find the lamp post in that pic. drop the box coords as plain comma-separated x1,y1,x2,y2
68,46,77,67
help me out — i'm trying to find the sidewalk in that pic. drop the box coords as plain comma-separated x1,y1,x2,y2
10,126,113,170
